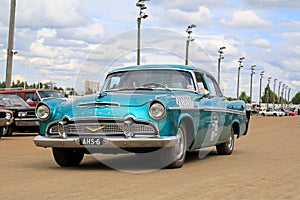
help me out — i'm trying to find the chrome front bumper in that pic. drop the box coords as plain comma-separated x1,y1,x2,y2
15,118,39,127
33,135,178,149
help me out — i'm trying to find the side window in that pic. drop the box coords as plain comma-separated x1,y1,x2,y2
205,75,223,97
194,72,206,91
205,76,217,96
25,92,36,102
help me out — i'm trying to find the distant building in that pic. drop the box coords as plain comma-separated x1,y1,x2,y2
85,81,100,95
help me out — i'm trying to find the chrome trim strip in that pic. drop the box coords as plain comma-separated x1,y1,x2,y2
169,107,245,115
76,101,120,108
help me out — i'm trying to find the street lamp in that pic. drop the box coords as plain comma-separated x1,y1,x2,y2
237,57,245,99
272,78,277,109
249,65,256,103
278,81,282,104
217,46,226,85
266,76,272,109
5,0,17,88
185,24,196,65
284,85,288,109
288,88,291,109
281,83,285,109
259,71,265,109
136,0,149,65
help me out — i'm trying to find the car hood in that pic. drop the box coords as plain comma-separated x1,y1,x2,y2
71,91,174,107
51,90,194,120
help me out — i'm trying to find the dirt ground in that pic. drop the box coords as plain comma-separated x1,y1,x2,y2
0,116,299,200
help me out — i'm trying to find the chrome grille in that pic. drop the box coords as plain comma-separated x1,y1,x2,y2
48,120,157,137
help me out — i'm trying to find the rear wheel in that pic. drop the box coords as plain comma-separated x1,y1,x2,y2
216,127,234,155
52,148,84,167
0,127,3,138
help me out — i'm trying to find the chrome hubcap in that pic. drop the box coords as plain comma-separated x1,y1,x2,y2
175,127,185,160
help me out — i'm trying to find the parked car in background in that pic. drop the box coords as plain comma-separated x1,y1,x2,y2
0,94,39,136
34,64,249,169
0,109,14,137
0,88,64,107
288,108,296,116
259,109,284,116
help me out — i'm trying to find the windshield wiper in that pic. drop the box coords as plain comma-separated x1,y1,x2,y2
105,88,154,92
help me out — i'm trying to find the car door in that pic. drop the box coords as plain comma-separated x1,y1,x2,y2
203,74,227,145
192,72,227,148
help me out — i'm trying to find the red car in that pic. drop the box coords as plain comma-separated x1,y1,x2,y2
289,109,296,116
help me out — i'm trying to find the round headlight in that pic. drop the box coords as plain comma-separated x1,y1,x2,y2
36,104,50,120
5,112,12,120
149,102,166,119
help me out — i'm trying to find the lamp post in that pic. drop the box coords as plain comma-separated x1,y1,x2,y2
237,57,245,99
288,88,291,109
266,77,272,109
273,78,277,109
259,71,265,109
249,65,256,103
5,0,17,88
284,85,288,109
136,0,149,65
185,24,196,65
281,83,285,109
217,47,226,85
278,81,282,104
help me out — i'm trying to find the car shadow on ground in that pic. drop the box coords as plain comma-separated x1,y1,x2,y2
41,148,220,171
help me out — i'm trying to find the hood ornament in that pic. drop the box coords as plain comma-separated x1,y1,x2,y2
85,125,106,132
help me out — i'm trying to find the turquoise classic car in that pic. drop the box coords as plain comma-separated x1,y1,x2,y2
34,65,249,168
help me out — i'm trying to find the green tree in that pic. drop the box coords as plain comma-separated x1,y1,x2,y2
261,85,277,103
292,92,300,104
239,91,250,102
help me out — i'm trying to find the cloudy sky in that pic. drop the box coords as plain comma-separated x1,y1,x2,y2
0,0,300,101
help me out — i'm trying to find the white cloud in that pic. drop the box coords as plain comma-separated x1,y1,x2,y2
162,6,213,27
291,80,300,87
251,38,271,48
17,0,91,28
220,10,272,29
37,28,57,38
280,21,300,30
242,0,300,8
153,0,232,11
65,22,105,43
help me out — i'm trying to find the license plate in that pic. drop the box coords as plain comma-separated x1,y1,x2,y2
80,137,105,146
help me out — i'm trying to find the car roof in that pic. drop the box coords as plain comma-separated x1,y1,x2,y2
0,88,58,92
0,94,21,98
110,64,211,75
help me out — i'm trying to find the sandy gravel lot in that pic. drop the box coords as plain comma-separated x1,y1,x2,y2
0,116,299,200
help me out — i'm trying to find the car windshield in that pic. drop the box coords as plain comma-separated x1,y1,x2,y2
38,91,64,99
102,69,195,91
0,96,29,108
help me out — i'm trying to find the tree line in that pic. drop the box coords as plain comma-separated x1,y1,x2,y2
0,80,78,97
234,85,300,104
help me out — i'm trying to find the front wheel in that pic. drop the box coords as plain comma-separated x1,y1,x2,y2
0,127,3,138
3,126,13,136
216,127,235,155
161,123,187,168
52,148,84,167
